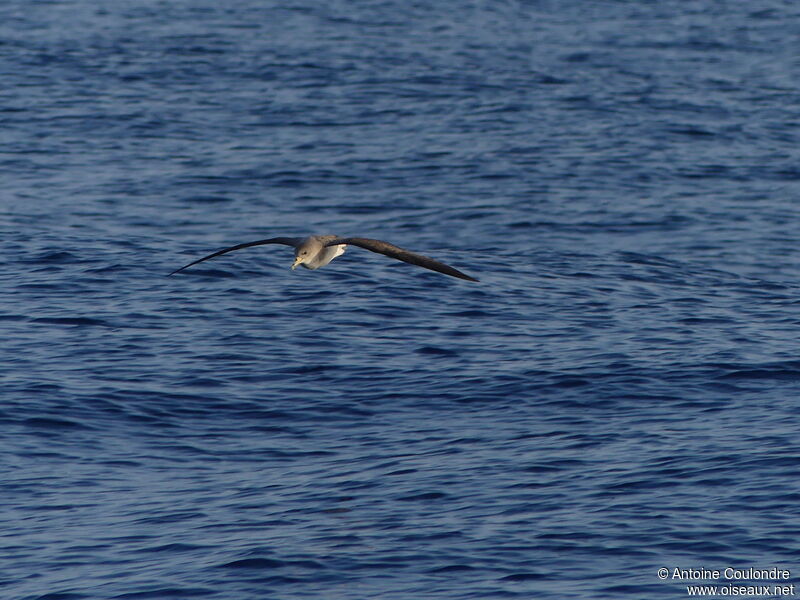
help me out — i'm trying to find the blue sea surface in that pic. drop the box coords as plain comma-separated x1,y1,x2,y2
2,1,800,598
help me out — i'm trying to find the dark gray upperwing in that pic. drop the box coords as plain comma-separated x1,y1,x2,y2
325,237,478,282
168,237,301,276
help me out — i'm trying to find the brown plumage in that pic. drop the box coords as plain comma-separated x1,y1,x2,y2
169,235,478,282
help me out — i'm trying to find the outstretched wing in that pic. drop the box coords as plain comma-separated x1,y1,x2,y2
168,237,301,276
324,237,478,282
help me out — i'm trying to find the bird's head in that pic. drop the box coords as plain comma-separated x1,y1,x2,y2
291,250,308,270
291,240,316,270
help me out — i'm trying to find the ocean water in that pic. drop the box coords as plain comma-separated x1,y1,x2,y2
2,1,800,598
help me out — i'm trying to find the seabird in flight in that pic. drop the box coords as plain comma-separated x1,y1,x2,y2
168,235,479,282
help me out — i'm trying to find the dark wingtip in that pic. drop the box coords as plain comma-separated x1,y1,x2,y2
448,266,479,282
167,259,201,277
167,265,190,276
